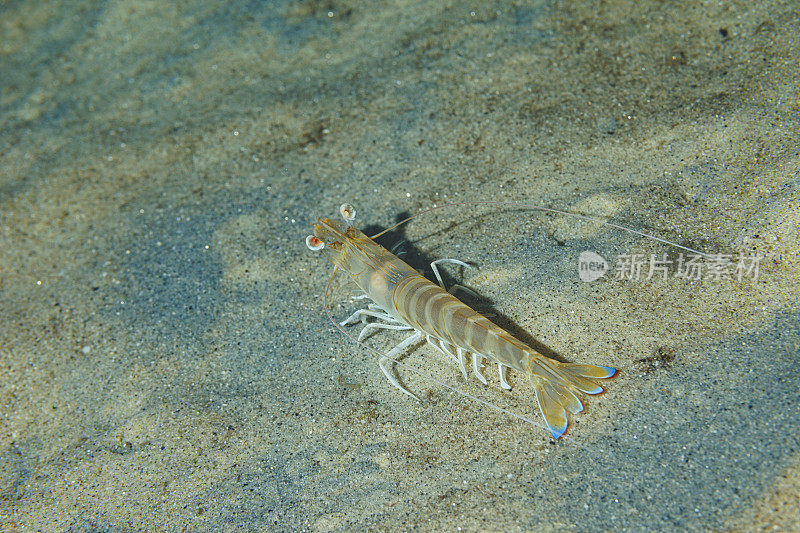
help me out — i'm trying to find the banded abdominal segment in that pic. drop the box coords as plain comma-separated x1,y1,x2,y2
393,275,526,372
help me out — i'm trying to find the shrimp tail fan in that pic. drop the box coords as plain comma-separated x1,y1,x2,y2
528,358,616,439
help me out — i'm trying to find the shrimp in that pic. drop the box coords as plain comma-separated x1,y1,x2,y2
306,203,615,439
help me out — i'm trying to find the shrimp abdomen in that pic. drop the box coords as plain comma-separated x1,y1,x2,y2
391,272,616,439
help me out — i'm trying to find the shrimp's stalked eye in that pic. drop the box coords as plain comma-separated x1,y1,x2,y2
339,203,356,222
306,235,325,251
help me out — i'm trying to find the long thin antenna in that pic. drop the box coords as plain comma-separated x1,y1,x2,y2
370,200,711,258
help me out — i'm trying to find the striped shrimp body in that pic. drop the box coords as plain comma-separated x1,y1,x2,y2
306,203,615,439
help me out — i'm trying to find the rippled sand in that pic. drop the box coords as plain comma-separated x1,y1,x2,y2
2,1,799,530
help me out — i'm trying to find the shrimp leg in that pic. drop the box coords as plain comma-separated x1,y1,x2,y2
379,331,424,400
340,308,396,326
472,353,489,385
430,259,490,312
430,258,470,289
498,364,511,390
358,322,413,342
425,335,469,381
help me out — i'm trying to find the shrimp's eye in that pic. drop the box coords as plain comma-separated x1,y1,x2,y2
306,235,325,251
339,203,356,222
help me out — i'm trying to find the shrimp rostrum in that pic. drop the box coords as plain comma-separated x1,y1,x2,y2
306,203,615,439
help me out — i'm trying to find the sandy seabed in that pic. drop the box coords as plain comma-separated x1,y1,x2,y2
1,1,799,531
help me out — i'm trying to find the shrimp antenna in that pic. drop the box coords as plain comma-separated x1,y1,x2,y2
322,266,584,445
370,201,711,258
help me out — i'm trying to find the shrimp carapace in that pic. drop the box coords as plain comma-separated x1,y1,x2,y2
307,203,616,439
